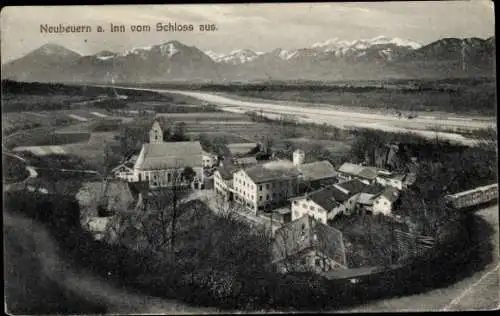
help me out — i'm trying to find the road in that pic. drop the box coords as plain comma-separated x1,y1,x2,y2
102,85,496,146
339,204,499,312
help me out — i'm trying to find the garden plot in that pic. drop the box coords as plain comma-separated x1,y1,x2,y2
288,137,353,155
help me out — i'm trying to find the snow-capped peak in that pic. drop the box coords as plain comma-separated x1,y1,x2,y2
368,36,422,49
123,45,153,57
205,48,261,64
159,42,180,58
311,36,422,51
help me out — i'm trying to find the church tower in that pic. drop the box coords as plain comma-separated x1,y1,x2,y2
149,120,163,144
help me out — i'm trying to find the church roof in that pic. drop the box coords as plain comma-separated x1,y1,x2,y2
134,141,203,170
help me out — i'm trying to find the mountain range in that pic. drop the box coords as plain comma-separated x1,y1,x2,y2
2,36,495,83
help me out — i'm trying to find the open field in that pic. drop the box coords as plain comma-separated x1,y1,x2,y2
96,84,495,146
13,132,119,165
158,89,495,146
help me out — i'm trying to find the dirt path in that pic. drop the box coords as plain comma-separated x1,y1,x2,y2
4,211,217,314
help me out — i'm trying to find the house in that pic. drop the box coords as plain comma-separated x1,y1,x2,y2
354,184,387,214
233,160,300,213
112,155,138,182
297,160,338,192
375,170,406,190
337,162,380,185
271,215,348,274
372,187,400,216
290,179,372,223
131,120,204,188
214,164,240,201
291,186,347,224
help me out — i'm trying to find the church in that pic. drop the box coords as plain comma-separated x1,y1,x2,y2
131,120,204,188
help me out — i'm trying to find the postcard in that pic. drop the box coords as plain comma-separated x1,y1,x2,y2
2,2,497,314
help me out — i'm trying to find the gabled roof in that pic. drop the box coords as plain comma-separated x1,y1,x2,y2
357,193,375,205
338,163,379,180
272,216,346,267
362,183,386,195
134,141,203,170
338,163,365,175
357,167,379,180
336,179,367,195
244,160,300,184
377,172,406,181
298,160,337,181
306,187,344,211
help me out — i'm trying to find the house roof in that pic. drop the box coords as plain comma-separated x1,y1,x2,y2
298,160,337,181
377,172,406,181
357,167,379,180
134,141,203,170
272,216,346,267
306,186,344,211
336,179,367,195
338,163,365,176
357,193,375,205
374,186,400,203
338,163,379,180
362,183,386,195
244,160,300,184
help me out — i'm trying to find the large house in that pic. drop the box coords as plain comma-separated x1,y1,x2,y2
272,215,348,274
131,120,204,188
233,160,301,213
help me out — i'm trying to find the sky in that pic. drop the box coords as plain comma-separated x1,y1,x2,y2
0,2,495,63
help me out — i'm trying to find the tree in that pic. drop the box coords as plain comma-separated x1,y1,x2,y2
171,122,188,142
182,166,196,183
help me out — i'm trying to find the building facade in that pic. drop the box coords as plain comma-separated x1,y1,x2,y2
232,161,300,213
131,121,204,188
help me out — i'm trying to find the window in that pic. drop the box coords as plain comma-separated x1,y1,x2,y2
266,194,269,200
315,258,321,267
272,193,276,199
259,185,262,191
266,184,270,189
309,205,314,211
167,173,171,182
293,200,298,205
259,196,263,201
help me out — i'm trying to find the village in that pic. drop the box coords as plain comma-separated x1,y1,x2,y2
102,118,424,276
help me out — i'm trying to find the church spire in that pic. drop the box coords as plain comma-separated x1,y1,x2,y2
149,120,163,144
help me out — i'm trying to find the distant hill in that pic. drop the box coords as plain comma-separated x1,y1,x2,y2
2,36,495,83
